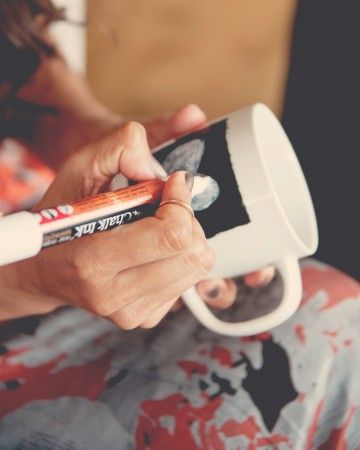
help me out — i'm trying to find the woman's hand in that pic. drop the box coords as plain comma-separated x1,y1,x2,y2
0,123,215,328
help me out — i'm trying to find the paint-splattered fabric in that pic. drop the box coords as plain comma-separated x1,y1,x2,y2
0,138,54,214
0,260,359,449
0,144,359,448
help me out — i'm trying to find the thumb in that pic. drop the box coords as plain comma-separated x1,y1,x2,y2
84,121,167,194
38,122,167,206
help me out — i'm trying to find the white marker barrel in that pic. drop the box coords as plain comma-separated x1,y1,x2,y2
0,212,42,266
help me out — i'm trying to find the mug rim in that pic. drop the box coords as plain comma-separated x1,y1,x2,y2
250,103,318,255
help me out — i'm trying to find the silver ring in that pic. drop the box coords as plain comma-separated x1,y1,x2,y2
158,199,195,219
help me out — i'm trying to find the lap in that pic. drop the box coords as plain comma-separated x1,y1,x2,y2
0,259,359,449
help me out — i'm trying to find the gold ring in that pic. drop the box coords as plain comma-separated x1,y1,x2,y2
158,199,195,219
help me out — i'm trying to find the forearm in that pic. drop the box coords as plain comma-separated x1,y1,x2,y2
18,56,121,123
0,262,62,321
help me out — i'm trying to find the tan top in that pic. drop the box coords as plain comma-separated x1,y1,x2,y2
87,0,297,119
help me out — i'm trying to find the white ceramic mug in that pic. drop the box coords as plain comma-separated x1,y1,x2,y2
154,104,318,336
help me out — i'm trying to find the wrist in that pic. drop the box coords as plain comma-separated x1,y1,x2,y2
0,263,26,320
0,261,62,321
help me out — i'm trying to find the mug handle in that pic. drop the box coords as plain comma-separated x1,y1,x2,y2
182,256,303,336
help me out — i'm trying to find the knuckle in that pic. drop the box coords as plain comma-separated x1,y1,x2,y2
202,246,216,273
121,121,146,142
117,313,141,331
70,263,114,316
112,283,139,310
185,237,207,269
72,244,106,285
141,319,160,329
81,285,113,316
91,285,140,318
118,297,157,330
72,250,94,282
161,219,192,253
185,239,215,273
89,298,113,317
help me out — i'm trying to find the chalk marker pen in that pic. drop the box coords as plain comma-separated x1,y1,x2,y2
0,178,166,266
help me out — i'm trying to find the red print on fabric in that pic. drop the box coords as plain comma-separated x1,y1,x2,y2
301,266,360,311
210,346,233,367
240,332,272,343
220,417,260,440
177,360,208,378
318,405,356,450
294,324,306,344
136,339,294,450
135,394,291,450
305,400,324,450
321,328,354,355
135,393,223,450
220,417,290,448
0,346,113,418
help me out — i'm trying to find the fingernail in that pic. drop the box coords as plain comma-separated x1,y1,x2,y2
184,172,194,192
206,287,220,299
149,156,168,178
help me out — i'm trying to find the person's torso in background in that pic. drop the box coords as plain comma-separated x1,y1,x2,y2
87,0,297,119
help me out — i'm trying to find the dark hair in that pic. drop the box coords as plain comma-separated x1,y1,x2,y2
0,0,65,138
0,0,65,92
